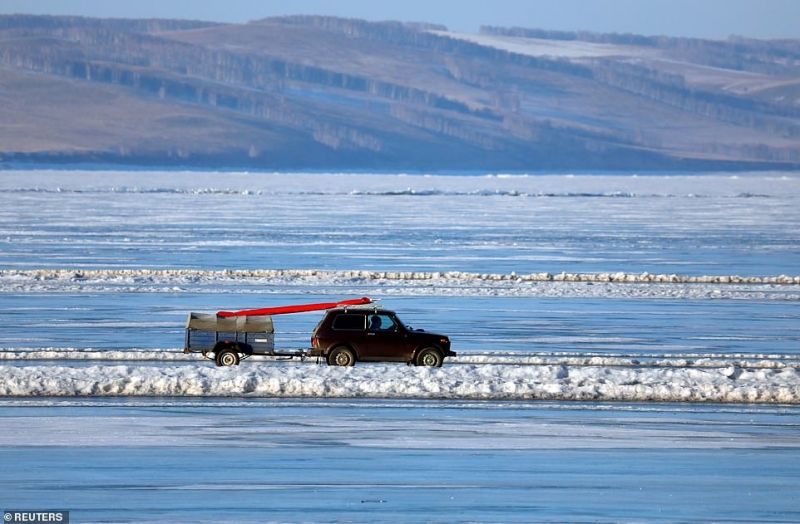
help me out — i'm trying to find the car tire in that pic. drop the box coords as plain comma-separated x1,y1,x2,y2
415,347,443,367
215,348,240,367
327,346,356,367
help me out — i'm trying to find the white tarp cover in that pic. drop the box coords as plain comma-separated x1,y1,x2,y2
185,313,274,333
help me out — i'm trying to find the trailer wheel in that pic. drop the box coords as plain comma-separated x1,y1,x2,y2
215,349,240,367
415,347,443,367
327,346,356,367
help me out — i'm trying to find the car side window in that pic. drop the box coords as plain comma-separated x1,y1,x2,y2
332,314,366,331
369,314,396,331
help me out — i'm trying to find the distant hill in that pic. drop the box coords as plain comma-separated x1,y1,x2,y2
1,14,799,171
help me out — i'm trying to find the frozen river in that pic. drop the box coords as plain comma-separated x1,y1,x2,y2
2,171,800,276
3,399,800,523
1,170,799,521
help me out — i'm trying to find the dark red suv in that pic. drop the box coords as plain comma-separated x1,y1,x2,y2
309,308,455,366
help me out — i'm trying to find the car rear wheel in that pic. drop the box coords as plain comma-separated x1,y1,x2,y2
215,349,240,367
328,346,356,367
415,347,443,367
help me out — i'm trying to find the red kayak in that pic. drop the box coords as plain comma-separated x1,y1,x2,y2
217,297,373,318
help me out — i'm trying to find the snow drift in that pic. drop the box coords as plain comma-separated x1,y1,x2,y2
4,268,799,284
2,269,799,301
2,363,798,403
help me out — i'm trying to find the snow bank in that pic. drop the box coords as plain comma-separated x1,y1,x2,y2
2,363,798,403
2,269,798,301
0,348,194,361
5,348,798,371
454,351,800,370
5,268,798,284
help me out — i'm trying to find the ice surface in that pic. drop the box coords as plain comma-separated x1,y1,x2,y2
3,170,799,276
2,170,800,522
2,399,799,450
3,399,799,523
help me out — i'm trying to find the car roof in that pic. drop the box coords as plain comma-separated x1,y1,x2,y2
326,307,395,315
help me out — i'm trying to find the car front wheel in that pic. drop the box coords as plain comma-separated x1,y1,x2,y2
327,346,356,367
415,347,443,367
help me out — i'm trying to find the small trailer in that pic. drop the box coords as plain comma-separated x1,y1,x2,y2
183,297,373,366
183,312,306,366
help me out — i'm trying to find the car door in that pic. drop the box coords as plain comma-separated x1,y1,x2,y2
365,313,412,361
330,313,369,355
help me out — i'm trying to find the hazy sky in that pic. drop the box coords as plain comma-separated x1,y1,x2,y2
1,0,798,38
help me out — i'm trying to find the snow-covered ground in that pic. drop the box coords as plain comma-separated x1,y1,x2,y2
2,361,798,403
432,31,659,59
